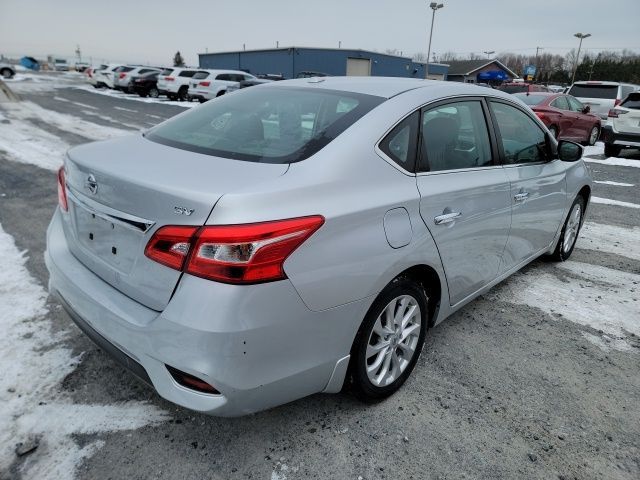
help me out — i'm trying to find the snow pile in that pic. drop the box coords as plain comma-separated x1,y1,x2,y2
76,85,198,109
0,223,169,479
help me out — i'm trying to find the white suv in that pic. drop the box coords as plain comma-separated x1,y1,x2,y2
92,64,123,89
187,70,256,103
114,66,162,93
157,67,210,101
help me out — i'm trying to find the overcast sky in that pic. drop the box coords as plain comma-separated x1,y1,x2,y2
1,0,639,66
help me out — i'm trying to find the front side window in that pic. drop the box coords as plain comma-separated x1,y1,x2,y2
216,73,232,81
567,96,585,112
621,93,640,109
146,87,383,163
379,112,419,171
551,96,570,110
490,101,548,164
419,101,493,172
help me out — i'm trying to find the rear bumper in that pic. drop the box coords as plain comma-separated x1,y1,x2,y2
45,209,364,416
602,125,640,147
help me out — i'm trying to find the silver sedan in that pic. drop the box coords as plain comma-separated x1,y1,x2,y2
46,77,592,416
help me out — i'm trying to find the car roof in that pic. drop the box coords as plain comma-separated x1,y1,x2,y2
572,81,629,86
260,76,516,100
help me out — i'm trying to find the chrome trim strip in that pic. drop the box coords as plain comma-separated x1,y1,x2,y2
66,186,155,233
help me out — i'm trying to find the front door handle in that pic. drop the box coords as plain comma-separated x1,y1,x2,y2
434,211,462,225
514,192,530,202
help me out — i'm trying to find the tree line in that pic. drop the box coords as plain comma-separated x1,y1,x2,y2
412,50,640,84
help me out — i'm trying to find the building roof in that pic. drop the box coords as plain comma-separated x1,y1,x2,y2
446,59,517,78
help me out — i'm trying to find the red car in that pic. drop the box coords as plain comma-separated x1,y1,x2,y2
514,92,601,145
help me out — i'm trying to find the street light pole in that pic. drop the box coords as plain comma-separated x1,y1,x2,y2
571,33,591,85
425,2,444,79
483,50,495,59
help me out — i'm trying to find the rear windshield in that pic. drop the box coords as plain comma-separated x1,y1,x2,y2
568,84,618,99
497,84,528,94
192,71,209,80
160,68,174,75
621,93,640,109
513,93,548,105
146,86,384,163
118,66,134,73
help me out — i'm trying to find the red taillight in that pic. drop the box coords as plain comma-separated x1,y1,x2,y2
608,108,627,118
166,365,219,394
57,166,68,212
199,81,210,87
145,216,324,284
614,98,622,107
535,111,547,121
118,72,127,79
165,76,175,81
144,226,198,270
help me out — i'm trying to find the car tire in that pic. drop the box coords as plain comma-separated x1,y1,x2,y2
198,98,206,103
178,86,188,101
149,88,159,98
550,195,585,262
587,125,600,146
1,68,13,79
604,143,621,158
216,90,225,97
348,276,428,402
549,126,558,139
138,92,148,97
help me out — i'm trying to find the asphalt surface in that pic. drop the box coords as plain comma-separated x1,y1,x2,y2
1,75,639,480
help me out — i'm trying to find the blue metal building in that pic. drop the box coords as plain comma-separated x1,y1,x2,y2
198,47,448,80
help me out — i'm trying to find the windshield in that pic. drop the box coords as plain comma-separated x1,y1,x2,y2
146,86,384,163
568,84,618,99
513,93,548,105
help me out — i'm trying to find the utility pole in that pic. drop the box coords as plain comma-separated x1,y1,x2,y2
571,33,591,85
425,2,444,79
338,41,342,49
276,41,279,48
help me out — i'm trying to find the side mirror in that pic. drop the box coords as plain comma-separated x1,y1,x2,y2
582,105,591,114
557,140,583,162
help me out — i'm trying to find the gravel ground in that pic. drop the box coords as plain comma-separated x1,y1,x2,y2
0,72,639,480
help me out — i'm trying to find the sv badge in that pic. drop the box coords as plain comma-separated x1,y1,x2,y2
174,206,195,216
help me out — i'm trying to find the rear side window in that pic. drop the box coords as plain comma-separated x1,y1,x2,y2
118,66,134,73
551,96,570,110
490,101,548,164
161,68,174,75
516,94,548,106
192,71,209,80
146,87,384,163
139,69,156,74
420,101,493,172
621,93,640,109
620,86,635,98
379,112,419,171
568,84,618,99
567,96,584,112
178,70,198,78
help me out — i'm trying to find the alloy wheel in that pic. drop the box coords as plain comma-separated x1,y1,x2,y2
563,203,582,254
589,126,599,146
365,295,422,387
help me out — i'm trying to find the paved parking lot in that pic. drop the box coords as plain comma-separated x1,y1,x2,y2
1,73,639,480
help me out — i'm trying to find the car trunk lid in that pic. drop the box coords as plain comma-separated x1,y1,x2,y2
63,134,289,311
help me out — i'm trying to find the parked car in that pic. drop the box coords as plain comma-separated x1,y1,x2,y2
496,82,550,94
47,78,591,416
601,91,640,157
514,92,601,145
74,62,90,72
296,71,329,78
157,67,209,101
546,85,566,93
567,81,640,120
53,59,69,71
92,64,122,89
187,70,256,102
132,71,161,98
0,63,16,79
85,64,108,87
257,74,285,81
114,66,161,93
226,78,273,93
20,56,40,71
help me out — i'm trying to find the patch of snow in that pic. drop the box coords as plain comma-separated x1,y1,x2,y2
586,158,640,169
591,196,640,209
582,332,633,353
0,222,169,479
594,180,634,187
494,260,640,352
81,110,143,131
578,222,640,261
583,142,604,157
113,106,139,113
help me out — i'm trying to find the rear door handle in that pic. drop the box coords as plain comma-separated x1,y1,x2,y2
514,192,529,202
434,212,462,225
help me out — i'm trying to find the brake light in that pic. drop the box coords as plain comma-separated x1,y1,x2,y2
535,111,547,121
144,226,198,270
165,76,175,81
57,166,68,212
199,81,210,87
145,216,324,284
608,108,628,118
119,72,127,79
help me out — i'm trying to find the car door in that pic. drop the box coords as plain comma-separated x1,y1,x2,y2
549,96,576,139
415,99,512,305
488,100,567,270
567,95,592,140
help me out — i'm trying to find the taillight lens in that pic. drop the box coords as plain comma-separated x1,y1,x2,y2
165,76,175,81
199,81,210,87
119,72,126,79
535,111,547,121
608,108,627,118
144,226,198,270
57,166,68,212
145,216,324,284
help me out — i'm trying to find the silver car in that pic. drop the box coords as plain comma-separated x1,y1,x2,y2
46,78,592,416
